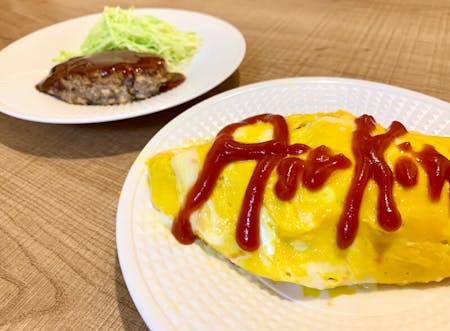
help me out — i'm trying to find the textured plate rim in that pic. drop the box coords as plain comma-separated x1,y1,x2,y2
116,77,450,331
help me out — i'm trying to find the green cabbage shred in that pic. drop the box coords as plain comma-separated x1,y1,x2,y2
54,7,201,70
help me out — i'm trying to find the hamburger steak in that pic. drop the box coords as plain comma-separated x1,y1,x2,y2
36,50,185,105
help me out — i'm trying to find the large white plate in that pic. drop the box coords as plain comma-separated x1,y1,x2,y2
0,8,245,124
116,77,450,331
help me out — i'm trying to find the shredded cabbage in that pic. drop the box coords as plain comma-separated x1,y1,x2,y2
54,7,201,70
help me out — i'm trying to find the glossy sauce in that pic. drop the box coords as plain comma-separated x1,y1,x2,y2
275,146,351,200
395,143,450,200
171,114,449,251
36,50,185,92
337,115,407,249
394,157,418,187
415,144,450,201
397,142,412,152
172,114,289,248
172,114,350,251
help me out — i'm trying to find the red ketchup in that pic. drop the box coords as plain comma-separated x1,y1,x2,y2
415,145,450,201
171,114,350,251
395,157,418,187
171,114,450,251
395,142,450,200
336,115,407,249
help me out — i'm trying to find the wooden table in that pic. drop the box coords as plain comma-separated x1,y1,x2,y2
1,0,449,329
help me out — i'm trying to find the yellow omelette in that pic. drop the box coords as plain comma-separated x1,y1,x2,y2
147,110,450,289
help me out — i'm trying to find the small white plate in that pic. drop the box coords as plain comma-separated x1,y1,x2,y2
116,77,450,331
0,8,245,124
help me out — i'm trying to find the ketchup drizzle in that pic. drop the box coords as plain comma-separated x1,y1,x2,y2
275,157,304,201
415,144,450,201
275,146,351,200
172,114,350,251
397,142,412,152
171,113,449,251
394,157,418,187
336,115,407,249
172,114,289,246
302,146,352,190
236,156,283,251
395,143,450,200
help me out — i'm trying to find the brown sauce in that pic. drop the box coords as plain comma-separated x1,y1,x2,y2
36,50,185,92
159,73,185,92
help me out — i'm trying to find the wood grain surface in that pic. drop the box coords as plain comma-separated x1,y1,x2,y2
0,0,449,330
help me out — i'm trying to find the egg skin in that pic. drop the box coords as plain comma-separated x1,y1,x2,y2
147,111,450,289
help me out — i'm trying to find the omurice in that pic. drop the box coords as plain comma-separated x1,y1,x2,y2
146,110,450,289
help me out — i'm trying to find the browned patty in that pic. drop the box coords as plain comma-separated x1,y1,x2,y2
36,50,184,105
